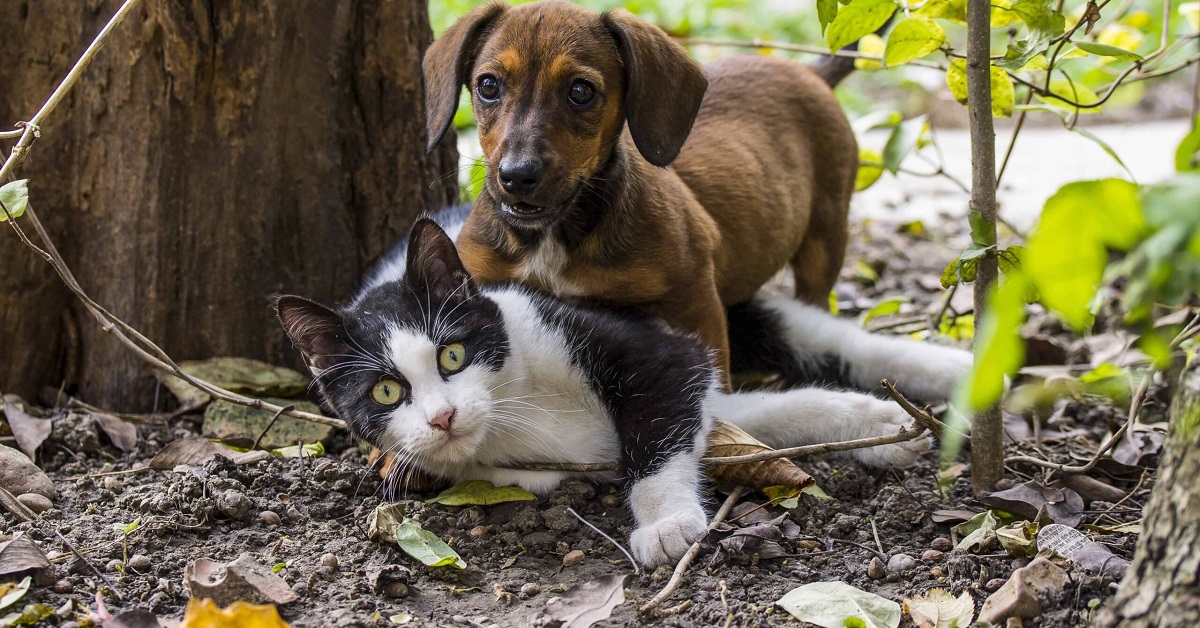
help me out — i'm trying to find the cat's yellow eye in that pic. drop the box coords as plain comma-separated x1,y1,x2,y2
371,379,405,405
439,343,467,373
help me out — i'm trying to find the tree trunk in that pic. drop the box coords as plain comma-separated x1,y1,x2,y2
1097,362,1200,627
0,1,457,410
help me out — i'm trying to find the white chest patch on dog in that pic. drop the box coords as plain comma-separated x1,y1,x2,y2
518,236,582,297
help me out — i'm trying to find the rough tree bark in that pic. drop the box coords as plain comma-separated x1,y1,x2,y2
0,1,457,410
1097,362,1200,627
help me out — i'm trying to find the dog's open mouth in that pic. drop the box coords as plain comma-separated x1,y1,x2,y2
502,202,549,220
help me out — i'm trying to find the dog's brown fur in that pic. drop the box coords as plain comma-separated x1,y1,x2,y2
424,0,858,376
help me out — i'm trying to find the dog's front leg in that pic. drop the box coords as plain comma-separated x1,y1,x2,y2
667,285,732,388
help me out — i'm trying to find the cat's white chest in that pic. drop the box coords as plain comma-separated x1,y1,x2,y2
517,237,583,297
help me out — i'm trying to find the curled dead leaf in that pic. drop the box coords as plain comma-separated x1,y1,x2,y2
705,419,815,491
534,574,632,628
149,438,270,470
3,395,52,460
93,413,138,453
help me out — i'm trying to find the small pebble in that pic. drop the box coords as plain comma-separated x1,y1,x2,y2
556,541,571,554
469,525,489,539
600,494,621,509
291,582,309,597
922,550,945,561
797,539,823,550
16,493,52,513
52,580,74,594
985,578,1006,592
452,615,469,625
563,550,585,567
384,582,409,599
931,537,954,552
930,567,945,577
520,583,540,596
105,559,124,572
867,557,886,580
994,478,1016,491
286,506,304,522
887,554,916,573
320,553,338,570
127,554,152,571
102,477,124,492
219,490,251,519
260,510,281,526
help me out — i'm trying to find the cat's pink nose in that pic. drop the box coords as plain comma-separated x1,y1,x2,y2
429,408,456,432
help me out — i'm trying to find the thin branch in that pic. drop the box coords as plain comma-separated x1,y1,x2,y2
565,507,640,575
640,486,747,614
675,36,946,70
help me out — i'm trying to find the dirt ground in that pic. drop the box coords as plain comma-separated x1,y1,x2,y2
1,218,1152,627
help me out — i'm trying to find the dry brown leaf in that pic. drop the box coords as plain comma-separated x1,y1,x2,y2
94,413,138,452
904,588,974,628
149,438,270,470
180,598,290,628
705,419,815,491
0,533,51,578
534,574,632,628
3,395,52,460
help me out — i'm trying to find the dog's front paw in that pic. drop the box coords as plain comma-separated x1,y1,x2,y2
850,398,932,468
629,507,708,567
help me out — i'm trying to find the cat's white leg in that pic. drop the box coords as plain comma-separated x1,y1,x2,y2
707,388,931,467
760,297,972,400
626,453,708,567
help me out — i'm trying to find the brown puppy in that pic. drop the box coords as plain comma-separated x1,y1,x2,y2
424,0,858,377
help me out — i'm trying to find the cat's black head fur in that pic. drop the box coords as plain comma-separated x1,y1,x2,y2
277,219,509,445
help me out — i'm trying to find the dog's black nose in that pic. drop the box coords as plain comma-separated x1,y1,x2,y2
498,158,543,195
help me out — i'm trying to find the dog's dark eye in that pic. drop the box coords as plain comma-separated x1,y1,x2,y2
476,75,501,102
568,80,596,106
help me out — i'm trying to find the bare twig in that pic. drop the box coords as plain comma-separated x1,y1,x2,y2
870,518,886,556
880,379,956,439
251,405,293,451
640,486,747,614
55,530,123,601
565,507,640,575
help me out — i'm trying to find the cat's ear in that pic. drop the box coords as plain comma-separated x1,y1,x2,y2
276,295,350,375
405,218,480,302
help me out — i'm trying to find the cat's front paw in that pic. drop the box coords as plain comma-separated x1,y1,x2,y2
898,344,974,401
630,507,708,567
851,398,932,468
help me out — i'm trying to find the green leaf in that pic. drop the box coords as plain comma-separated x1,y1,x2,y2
916,0,966,25
851,111,902,135
0,577,31,612
1037,79,1101,114
998,245,1025,276
0,179,29,222
1074,41,1143,60
882,116,927,174
854,34,886,71
777,581,901,628
959,275,1029,414
1008,0,1065,36
1176,118,1200,173
818,0,840,35
272,562,287,573
426,480,537,507
860,296,910,327
1024,179,1147,330
945,60,1014,118
826,0,898,52
113,518,142,536
857,148,885,191
968,210,996,247
394,518,466,569
884,17,946,67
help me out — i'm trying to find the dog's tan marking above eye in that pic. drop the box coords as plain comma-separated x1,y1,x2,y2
494,48,522,74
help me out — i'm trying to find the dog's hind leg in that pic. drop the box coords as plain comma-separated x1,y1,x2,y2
790,196,849,306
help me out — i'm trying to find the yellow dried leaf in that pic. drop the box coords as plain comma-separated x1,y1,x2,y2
705,419,815,491
181,598,291,628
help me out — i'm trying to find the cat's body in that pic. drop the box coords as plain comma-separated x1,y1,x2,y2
278,210,972,567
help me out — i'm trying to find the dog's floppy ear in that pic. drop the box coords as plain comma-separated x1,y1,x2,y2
602,9,708,167
424,1,508,152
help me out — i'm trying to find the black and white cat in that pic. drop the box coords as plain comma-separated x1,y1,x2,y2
277,214,971,567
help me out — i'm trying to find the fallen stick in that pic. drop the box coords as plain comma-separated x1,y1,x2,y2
640,486,747,615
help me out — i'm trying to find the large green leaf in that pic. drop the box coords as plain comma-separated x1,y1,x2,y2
964,276,1028,411
1175,117,1200,173
884,17,946,67
394,518,466,569
426,480,537,506
1036,79,1102,114
826,0,897,52
1024,179,1146,330
856,148,885,191
0,179,29,222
